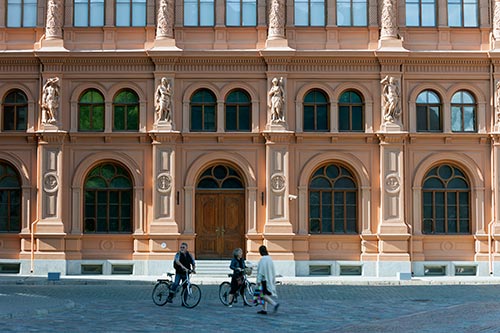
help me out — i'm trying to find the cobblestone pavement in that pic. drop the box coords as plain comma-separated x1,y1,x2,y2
2,281,500,333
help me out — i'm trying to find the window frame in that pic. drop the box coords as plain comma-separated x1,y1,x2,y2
83,163,133,234
2,89,28,132
184,0,216,27
115,0,147,27
308,164,358,234
338,90,364,132
405,0,437,27
294,0,327,27
0,161,22,233
224,89,251,132
74,0,105,27
416,90,442,132
190,89,217,132
78,89,105,132
303,89,329,132
112,89,140,132
225,0,257,26
6,0,37,28
422,164,471,235
447,0,479,27
451,90,476,133
336,0,368,27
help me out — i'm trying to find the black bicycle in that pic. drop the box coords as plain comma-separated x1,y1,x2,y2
219,268,257,306
152,271,201,308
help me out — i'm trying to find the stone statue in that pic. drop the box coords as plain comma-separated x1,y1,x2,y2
268,77,285,123
45,0,63,39
41,77,60,124
268,0,285,38
380,0,398,39
156,0,174,39
494,0,500,41
381,75,400,123
155,77,172,123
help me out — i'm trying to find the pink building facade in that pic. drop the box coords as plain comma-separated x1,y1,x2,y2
0,0,500,277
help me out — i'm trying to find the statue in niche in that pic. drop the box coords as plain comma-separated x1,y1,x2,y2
155,77,172,123
41,77,60,124
380,75,401,123
268,77,285,123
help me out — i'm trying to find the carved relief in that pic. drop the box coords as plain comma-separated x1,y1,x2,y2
268,77,285,124
494,1,500,39
46,0,63,39
380,75,401,123
380,0,398,39
155,77,173,124
268,0,285,38
157,173,172,193
156,0,174,39
270,174,285,192
384,174,400,194
41,77,60,125
43,172,59,194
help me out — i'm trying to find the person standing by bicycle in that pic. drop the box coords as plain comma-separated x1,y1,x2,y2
256,245,279,315
167,242,196,303
227,247,247,307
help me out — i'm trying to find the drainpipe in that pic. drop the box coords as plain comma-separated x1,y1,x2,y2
489,220,495,276
30,220,39,273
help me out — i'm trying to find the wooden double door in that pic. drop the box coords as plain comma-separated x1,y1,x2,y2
195,191,245,259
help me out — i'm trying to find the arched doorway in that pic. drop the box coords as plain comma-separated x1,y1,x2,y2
195,164,245,259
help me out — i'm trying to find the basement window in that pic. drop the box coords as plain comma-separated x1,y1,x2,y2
81,264,103,275
0,263,20,274
112,264,133,275
340,265,362,276
455,266,476,276
424,266,446,276
309,265,331,276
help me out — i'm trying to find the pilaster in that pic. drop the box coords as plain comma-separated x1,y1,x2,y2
149,132,181,234
377,133,410,261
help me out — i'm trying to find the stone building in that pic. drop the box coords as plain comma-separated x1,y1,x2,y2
0,0,500,277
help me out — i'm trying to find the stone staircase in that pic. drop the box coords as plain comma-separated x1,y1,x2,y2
194,260,257,278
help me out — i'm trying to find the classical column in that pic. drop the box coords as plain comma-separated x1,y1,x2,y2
154,0,179,48
490,135,500,273
41,0,65,48
493,0,500,50
376,134,410,276
378,0,404,49
266,0,289,48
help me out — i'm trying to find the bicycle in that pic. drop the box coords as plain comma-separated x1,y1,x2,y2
219,267,257,306
152,270,201,308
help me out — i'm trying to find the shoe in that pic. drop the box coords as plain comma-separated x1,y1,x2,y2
273,303,280,313
228,304,232,308
257,310,267,315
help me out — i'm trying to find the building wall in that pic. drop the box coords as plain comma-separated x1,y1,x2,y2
0,0,499,277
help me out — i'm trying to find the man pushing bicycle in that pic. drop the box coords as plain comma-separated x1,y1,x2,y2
167,242,196,303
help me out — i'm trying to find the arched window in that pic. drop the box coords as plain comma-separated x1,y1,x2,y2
190,89,216,132
113,89,139,131
2,89,28,131
422,164,470,234
303,89,329,131
309,164,358,234
338,90,363,131
451,90,476,132
84,163,133,233
0,161,21,233
225,89,251,132
197,165,244,189
416,90,441,132
79,89,105,131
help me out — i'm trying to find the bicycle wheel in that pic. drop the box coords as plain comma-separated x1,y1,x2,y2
182,284,201,308
218,281,232,306
243,282,257,306
152,282,171,306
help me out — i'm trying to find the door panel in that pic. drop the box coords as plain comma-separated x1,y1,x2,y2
196,191,245,259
